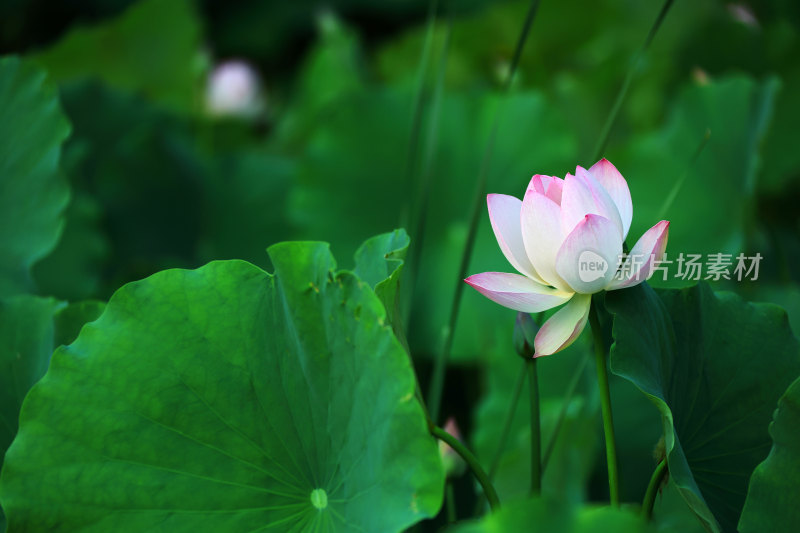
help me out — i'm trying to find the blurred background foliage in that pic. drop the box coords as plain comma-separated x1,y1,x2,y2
1,0,799,530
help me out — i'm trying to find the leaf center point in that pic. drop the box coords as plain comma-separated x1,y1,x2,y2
310,488,328,510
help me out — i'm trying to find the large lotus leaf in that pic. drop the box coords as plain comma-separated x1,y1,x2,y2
738,374,800,532
31,0,204,113
0,56,70,296
446,496,650,532
0,244,443,531
606,282,800,532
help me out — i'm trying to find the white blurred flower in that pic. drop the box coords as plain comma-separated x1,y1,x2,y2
727,4,759,29
205,60,264,118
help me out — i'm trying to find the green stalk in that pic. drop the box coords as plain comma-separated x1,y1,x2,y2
488,360,527,479
431,425,501,511
642,458,668,519
589,303,619,506
427,0,543,424
528,358,541,494
590,0,675,162
407,20,452,299
446,482,457,523
656,128,711,220
542,352,589,471
469,359,525,516
404,0,439,187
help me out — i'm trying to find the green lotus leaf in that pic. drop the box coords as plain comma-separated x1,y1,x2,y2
31,0,205,113
606,282,800,532
0,56,70,296
738,374,800,532
0,243,443,531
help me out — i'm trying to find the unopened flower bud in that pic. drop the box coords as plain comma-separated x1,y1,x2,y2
513,312,539,359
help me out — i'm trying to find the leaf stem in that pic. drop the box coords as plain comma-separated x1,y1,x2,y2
589,303,619,506
642,458,667,519
431,425,501,511
407,18,451,299
528,357,542,495
427,0,542,424
590,0,675,162
488,360,527,479
655,128,710,220
542,352,589,471
445,482,457,523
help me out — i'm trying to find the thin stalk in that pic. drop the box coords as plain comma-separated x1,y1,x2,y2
404,0,439,188
446,482,457,523
472,359,525,516
431,425,501,511
398,0,442,437
528,358,541,495
407,20,452,298
591,0,675,162
504,0,541,91
488,360,527,479
656,128,710,220
542,352,590,472
427,0,543,424
642,458,668,519
589,303,619,506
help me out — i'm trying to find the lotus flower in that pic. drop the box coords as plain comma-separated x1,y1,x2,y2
465,159,669,357
206,60,263,117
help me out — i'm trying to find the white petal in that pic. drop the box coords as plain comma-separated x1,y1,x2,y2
561,169,624,238
589,158,633,239
465,272,573,312
607,220,670,290
487,194,546,284
520,190,571,291
555,214,623,294
534,293,591,357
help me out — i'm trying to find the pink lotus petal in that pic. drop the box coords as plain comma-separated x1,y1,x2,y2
465,272,573,313
607,220,670,290
555,214,623,294
521,190,571,291
487,194,546,284
562,168,624,238
534,293,591,357
544,177,564,205
527,175,564,205
588,158,633,239
527,174,551,194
